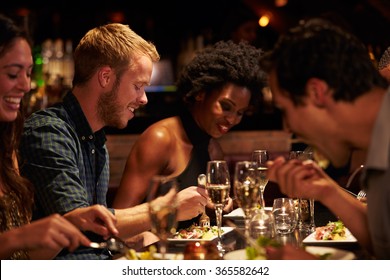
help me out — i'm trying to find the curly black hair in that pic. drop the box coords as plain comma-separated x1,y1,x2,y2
260,18,388,106
378,46,390,71
176,40,266,106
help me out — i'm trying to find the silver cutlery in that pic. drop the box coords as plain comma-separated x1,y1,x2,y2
198,174,211,227
345,164,364,189
343,164,367,202
89,236,130,253
357,190,367,201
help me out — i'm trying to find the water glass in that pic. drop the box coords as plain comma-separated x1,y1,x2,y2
272,198,297,235
289,150,316,233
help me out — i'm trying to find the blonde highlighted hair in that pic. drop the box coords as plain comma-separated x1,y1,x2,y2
73,23,160,86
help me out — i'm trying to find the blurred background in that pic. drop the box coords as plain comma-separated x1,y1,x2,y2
2,0,390,132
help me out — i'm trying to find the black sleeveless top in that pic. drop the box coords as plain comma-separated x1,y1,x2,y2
176,110,212,229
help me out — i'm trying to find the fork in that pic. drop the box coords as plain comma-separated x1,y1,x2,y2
197,174,211,227
89,236,130,253
343,164,367,202
357,190,367,202
345,164,364,189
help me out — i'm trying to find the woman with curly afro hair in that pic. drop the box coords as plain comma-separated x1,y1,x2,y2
113,40,267,229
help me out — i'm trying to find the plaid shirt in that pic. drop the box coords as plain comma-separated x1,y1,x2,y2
19,92,112,259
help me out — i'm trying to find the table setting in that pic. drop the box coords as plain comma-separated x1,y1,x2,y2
114,155,371,261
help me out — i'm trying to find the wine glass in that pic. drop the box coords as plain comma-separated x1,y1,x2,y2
146,176,178,260
233,160,260,237
289,150,315,233
251,149,269,209
205,160,230,256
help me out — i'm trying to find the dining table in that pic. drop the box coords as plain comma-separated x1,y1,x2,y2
115,203,373,261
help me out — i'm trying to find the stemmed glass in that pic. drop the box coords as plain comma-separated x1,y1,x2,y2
147,176,178,260
233,161,260,237
289,150,315,233
205,160,231,256
251,150,269,209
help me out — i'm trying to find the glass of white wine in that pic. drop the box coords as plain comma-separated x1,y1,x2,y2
206,160,230,256
147,176,178,260
251,149,269,208
233,160,260,237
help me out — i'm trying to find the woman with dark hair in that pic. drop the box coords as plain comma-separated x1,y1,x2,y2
0,13,117,259
113,40,266,229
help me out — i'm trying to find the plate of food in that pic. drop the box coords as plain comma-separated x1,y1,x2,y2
303,220,357,245
168,225,233,243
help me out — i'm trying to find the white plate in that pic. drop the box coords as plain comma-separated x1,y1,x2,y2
168,226,234,243
223,247,356,260
116,253,184,260
303,228,357,245
223,249,248,260
305,246,356,260
223,207,272,219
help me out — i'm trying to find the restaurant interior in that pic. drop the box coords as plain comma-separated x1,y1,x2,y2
2,0,388,261
3,0,388,198
3,0,389,133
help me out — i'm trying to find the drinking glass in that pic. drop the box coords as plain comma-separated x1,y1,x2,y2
249,208,275,240
289,150,316,233
251,150,269,208
272,198,297,235
206,160,231,255
147,176,178,260
233,160,260,236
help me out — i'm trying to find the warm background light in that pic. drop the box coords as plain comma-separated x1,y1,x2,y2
275,0,288,7
258,15,270,27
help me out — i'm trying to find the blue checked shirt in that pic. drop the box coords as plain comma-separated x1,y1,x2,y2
19,92,112,259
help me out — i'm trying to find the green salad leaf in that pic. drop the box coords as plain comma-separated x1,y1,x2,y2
246,236,281,260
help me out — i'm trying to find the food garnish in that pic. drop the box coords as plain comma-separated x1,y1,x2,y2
246,236,281,260
125,245,158,260
317,252,332,260
315,220,346,240
172,225,223,240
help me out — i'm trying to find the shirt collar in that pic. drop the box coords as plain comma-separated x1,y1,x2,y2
62,91,106,144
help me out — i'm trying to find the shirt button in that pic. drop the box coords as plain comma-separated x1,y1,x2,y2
89,135,93,140
91,149,95,154
81,136,86,140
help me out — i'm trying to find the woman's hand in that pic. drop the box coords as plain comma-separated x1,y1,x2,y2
176,186,208,221
206,197,233,213
10,214,91,255
64,205,118,239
